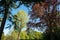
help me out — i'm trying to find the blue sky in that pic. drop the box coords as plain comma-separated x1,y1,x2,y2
11,4,29,15
4,4,29,35
3,3,60,35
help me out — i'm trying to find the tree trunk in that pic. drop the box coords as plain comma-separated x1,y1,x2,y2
0,1,9,39
17,30,20,40
17,22,21,40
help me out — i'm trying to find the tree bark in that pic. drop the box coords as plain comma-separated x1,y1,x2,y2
17,30,20,40
0,1,9,39
17,22,21,40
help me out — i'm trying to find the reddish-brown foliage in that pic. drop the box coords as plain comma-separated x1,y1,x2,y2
28,0,60,32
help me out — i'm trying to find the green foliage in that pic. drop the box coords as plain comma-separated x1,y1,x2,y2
13,10,29,40
1,31,18,40
1,33,4,40
20,31,29,39
1,31,29,40
16,10,29,23
1,30,43,40
28,28,43,40
2,9,43,39
14,10,29,30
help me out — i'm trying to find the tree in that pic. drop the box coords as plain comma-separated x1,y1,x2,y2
0,18,2,26
28,0,60,40
14,10,29,40
1,31,18,40
26,28,43,40
20,31,29,39
0,0,44,39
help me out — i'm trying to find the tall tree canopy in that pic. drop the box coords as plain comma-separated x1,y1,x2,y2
13,10,29,40
0,0,60,40
28,0,60,40
0,0,44,39
14,10,29,30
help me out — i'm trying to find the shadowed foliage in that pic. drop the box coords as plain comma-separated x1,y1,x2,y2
0,0,44,40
